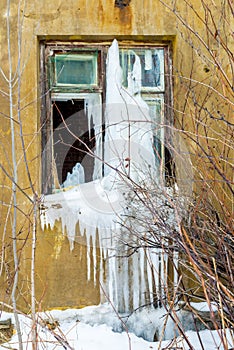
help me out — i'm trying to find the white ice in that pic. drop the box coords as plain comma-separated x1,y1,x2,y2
0,304,233,350
62,162,85,188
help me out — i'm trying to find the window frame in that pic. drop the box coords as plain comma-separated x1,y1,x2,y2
40,40,173,194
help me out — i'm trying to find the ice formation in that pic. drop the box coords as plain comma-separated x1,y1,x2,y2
62,163,85,188
40,39,177,312
104,40,157,183
84,93,103,181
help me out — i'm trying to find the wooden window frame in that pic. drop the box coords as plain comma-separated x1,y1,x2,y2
40,40,173,194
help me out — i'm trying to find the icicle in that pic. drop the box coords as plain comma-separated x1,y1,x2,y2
79,220,86,237
87,240,91,281
93,231,97,286
93,127,103,180
151,248,160,303
108,255,117,306
122,261,128,311
146,249,154,305
99,248,103,288
139,248,146,306
132,252,140,310
85,94,103,180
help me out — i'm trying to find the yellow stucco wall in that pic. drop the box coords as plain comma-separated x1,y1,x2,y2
0,0,233,311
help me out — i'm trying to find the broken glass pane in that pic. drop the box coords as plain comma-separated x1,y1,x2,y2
120,48,164,91
54,53,98,87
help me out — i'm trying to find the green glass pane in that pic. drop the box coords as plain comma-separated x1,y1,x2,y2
55,54,97,86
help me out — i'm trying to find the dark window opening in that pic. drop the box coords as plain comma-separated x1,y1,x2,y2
53,100,96,185
164,146,176,186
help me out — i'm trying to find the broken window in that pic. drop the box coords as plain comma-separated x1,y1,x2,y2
40,41,172,194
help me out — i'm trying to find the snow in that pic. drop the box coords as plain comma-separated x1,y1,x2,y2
0,304,233,350
189,301,219,312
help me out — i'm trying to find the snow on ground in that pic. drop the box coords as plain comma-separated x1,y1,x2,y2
0,303,233,350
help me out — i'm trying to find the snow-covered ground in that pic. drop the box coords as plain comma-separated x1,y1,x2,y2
0,303,233,350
